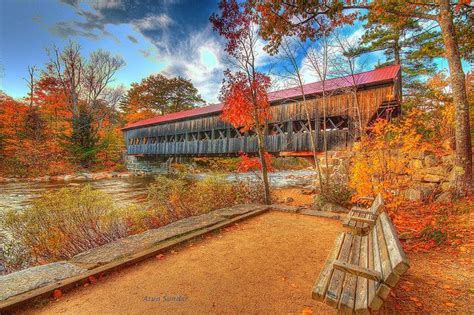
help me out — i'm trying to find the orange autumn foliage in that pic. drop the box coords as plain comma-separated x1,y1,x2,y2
0,75,126,177
392,196,473,252
349,106,455,211
237,152,274,173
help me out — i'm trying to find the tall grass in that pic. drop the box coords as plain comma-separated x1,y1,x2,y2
2,186,127,266
1,175,265,273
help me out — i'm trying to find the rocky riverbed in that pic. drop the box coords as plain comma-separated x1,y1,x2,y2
0,169,318,212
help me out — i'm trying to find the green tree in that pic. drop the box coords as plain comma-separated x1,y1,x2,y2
120,74,205,121
357,12,442,105
48,42,125,168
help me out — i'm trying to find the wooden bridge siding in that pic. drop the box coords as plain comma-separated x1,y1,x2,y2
125,85,392,140
124,84,394,156
269,85,393,126
125,130,348,156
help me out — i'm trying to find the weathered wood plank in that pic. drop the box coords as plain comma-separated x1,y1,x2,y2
371,225,391,304
325,233,354,308
355,235,369,315
312,233,346,301
379,212,410,276
333,260,382,282
339,235,361,313
375,220,400,287
368,232,385,310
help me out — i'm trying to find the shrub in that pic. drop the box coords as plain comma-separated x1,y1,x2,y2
192,157,240,172
317,164,353,208
1,186,128,263
271,157,311,170
232,179,266,204
145,174,264,225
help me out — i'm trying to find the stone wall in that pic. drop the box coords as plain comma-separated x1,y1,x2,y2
125,155,170,174
401,151,456,203
313,149,457,204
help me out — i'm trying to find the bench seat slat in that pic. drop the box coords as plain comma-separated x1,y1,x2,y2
338,235,361,313
355,234,369,314
325,234,354,308
312,233,345,301
368,232,385,310
370,224,391,306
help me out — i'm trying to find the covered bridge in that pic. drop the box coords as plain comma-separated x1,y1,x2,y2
122,65,400,157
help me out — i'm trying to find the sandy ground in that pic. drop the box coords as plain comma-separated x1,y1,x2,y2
22,212,342,315
272,188,315,207
17,190,474,315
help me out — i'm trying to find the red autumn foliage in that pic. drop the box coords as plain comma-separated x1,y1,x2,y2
236,152,274,173
52,289,62,299
220,71,271,133
391,196,473,253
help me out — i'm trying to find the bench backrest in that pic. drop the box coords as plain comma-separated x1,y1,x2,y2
369,193,384,215
371,212,409,288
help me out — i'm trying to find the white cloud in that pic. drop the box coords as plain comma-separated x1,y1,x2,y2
132,14,173,31
90,0,124,10
143,28,226,104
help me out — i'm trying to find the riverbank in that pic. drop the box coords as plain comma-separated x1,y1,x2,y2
0,204,273,311
0,171,137,183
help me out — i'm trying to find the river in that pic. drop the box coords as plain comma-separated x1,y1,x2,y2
0,170,317,212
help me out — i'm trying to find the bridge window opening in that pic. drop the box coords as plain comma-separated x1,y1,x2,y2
177,134,186,142
293,120,315,134
202,131,212,140
186,132,194,141
151,137,157,144
268,123,287,135
129,138,133,145
247,130,256,137
321,116,349,131
216,129,227,140
135,137,140,145
229,129,241,138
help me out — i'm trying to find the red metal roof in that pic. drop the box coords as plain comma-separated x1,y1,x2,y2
123,64,400,130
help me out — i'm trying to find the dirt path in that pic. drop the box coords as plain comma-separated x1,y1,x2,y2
19,210,474,314
22,212,342,315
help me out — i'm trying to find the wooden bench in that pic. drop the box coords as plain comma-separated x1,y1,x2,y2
313,212,409,314
343,193,384,235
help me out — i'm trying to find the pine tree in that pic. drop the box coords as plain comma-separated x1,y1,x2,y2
358,12,442,105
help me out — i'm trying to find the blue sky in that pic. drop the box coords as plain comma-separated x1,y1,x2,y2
0,0,225,102
0,0,467,104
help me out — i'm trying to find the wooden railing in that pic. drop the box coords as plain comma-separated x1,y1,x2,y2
127,129,349,156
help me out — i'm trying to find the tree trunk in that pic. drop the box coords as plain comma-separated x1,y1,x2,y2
438,1,473,195
394,32,403,107
301,98,324,192
256,127,271,204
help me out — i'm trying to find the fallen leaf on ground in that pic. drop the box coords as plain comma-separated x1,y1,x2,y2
409,296,419,302
156,254,165,260
445,302,455,307
52,289,62,299
88,276,97,284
